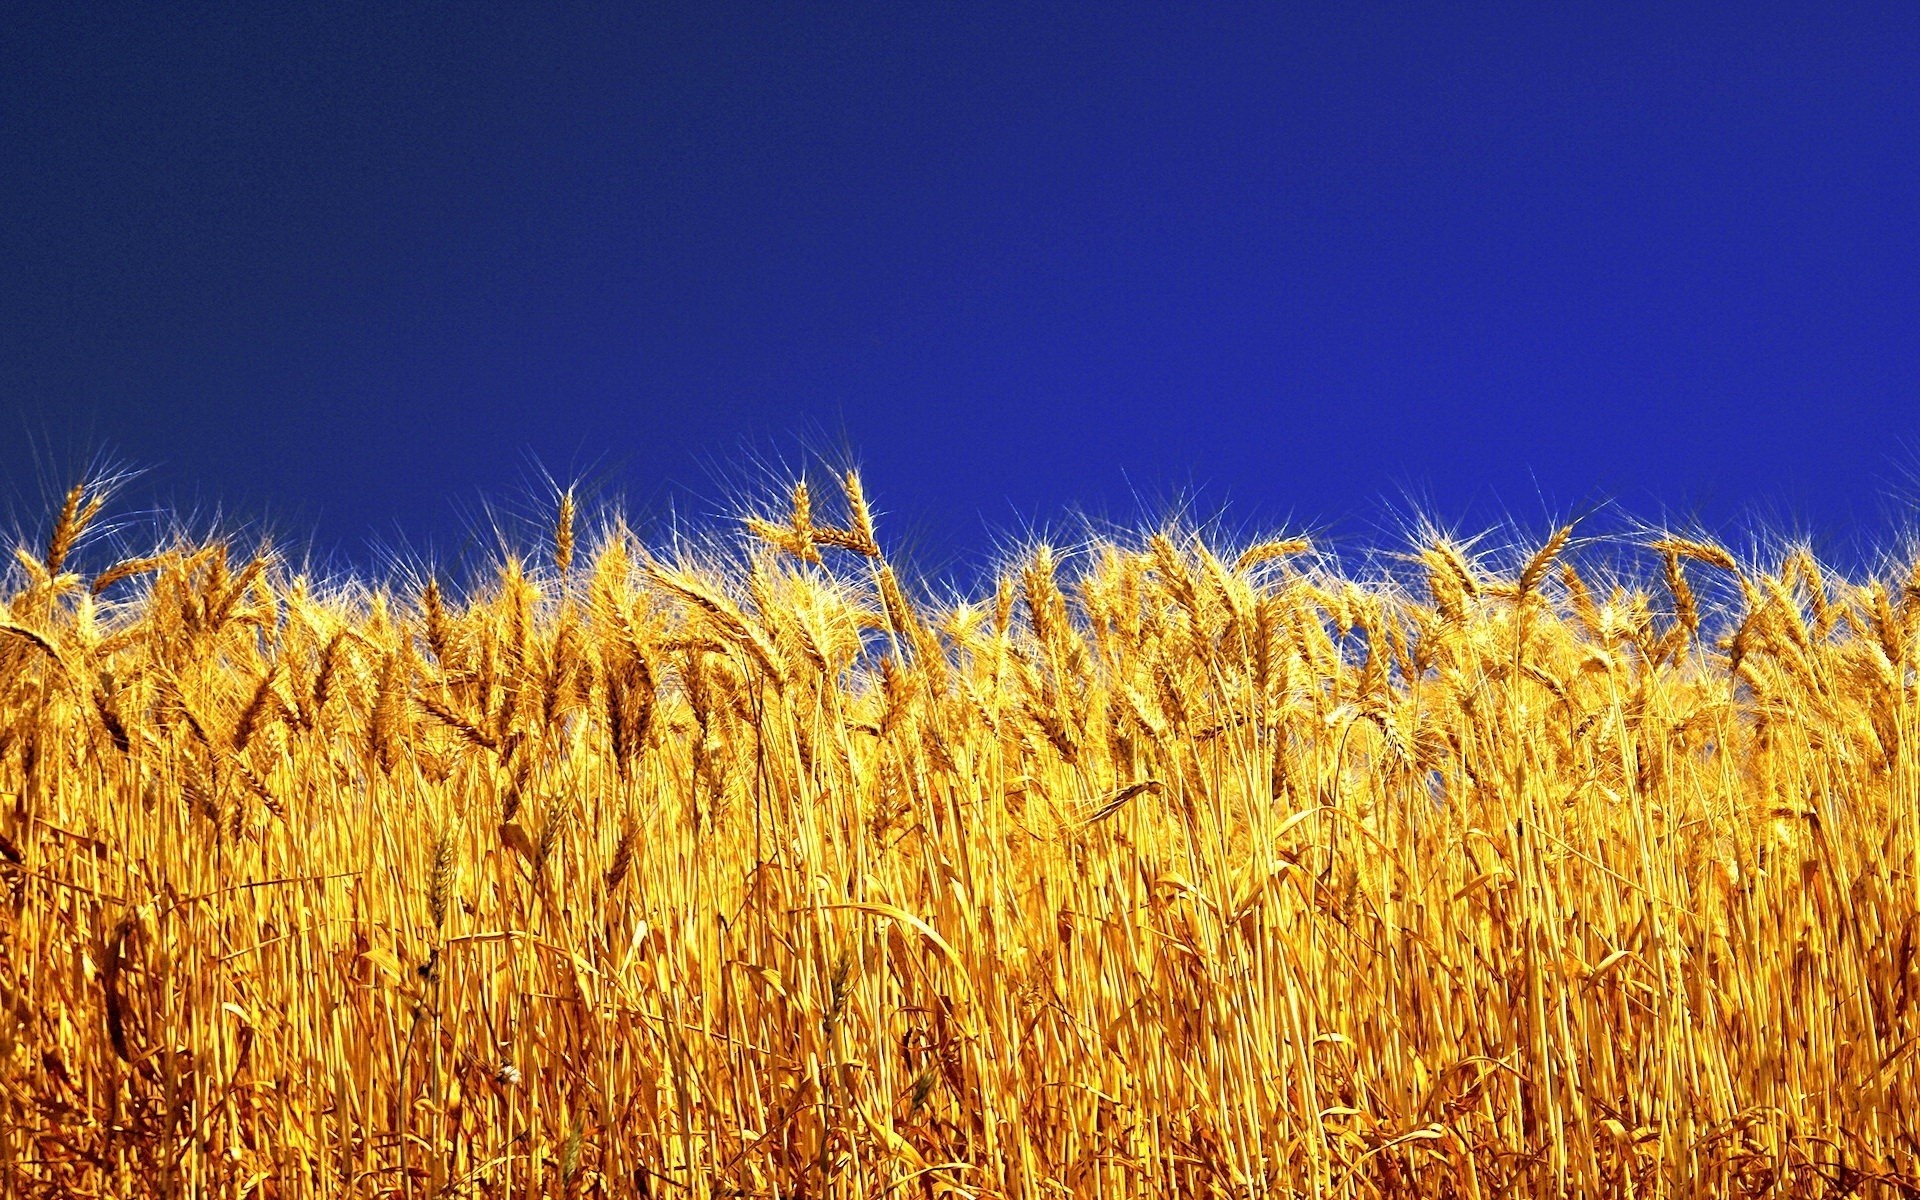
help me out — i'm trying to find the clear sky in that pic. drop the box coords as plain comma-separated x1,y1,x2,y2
4,4,1917,576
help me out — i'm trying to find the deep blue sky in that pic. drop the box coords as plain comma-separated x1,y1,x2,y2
4,4,1917,575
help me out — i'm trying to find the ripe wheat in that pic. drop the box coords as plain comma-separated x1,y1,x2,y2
1,474,1917,1197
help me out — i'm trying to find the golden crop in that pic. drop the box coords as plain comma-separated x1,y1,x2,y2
2,474,1917,1198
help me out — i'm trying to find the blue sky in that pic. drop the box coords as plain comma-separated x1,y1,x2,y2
4,4,1916,577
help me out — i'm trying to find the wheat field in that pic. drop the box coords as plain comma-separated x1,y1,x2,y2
2,472,1917,1198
